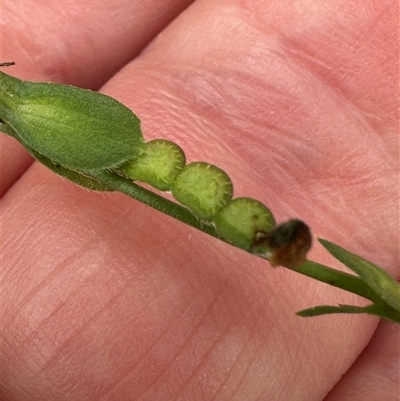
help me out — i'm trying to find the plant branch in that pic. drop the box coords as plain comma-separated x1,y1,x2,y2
90,170,219,238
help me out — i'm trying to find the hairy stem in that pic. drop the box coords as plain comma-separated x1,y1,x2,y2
288,259,384,303
90,170,219,238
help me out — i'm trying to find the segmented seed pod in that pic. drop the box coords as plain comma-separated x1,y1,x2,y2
214,197,276,251
171,162,233,220
1,68,312,266
121,139,186,191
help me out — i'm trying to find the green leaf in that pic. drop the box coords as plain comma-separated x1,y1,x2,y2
319,239,400,312
288,260,380,302
297,303,400,322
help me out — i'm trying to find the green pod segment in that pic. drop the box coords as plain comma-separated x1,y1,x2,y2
171,162,233,220
121,139,186,191
214,197,276,252
0,71,143,172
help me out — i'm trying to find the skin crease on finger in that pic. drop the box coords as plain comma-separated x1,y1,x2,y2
1,1,398,401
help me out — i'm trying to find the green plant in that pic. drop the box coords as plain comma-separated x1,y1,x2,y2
1,63,399,323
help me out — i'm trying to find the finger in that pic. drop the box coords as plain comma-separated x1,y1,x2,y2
107,0,397,274
2,0,194,87
235,0,398,156
0,137,33,196
3,169,375,401
324,320,400,401
2,1,398,400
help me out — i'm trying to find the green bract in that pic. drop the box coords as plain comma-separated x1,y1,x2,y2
0,71,143,171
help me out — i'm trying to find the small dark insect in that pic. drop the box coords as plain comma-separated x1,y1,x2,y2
253,219,312,268
268,219,312,267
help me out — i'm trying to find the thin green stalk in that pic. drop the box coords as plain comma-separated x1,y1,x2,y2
90,170,219,238
287,259,381,303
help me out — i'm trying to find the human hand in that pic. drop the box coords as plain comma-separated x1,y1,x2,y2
2,1,398,400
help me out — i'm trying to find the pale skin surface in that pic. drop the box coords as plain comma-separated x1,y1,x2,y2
1,0,399,400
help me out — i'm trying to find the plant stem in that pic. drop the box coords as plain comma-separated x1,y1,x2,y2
90,170,219,238
84,171,395,311
285,259,383,304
